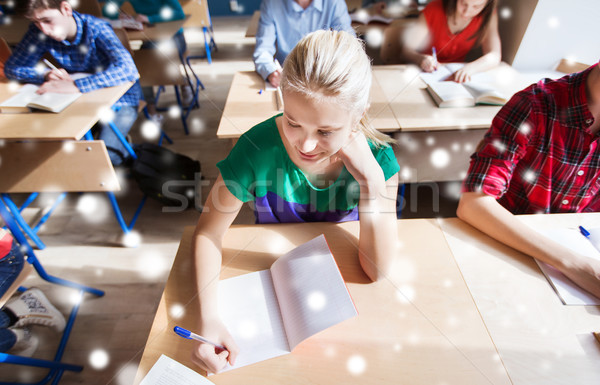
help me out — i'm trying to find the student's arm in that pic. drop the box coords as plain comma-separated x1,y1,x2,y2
143,0,186,24
450,11,501,83
400,13,437,72
253,0,279,83
457,192,600,298
101,0,126,19
190,174,243,373
331,0,356,36
339,133,399,281
73,23,139,93
4,25,49,84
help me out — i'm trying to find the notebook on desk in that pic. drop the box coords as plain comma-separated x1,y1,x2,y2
214,235,357,373
420,64,508,108
0,84,82,113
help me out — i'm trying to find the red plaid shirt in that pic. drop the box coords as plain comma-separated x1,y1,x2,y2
463,64,600,214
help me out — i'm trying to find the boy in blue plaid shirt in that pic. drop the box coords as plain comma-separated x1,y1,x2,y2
4,0,141,165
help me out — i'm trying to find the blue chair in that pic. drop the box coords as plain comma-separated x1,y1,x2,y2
0,196,104,385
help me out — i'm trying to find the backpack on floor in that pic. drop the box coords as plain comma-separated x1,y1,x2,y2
131,143,201,209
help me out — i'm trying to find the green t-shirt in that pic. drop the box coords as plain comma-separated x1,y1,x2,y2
217,115,400,223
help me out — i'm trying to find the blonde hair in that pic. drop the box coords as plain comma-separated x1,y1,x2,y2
280,30,395,147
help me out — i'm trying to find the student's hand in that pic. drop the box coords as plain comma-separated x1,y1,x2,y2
37,79,79,94
45,68,71,82
560,254,600,299
190,318,239,374
336,131,385,196
419,55,437,72
134,14,150,24
267,69,282,88
448,65,474,83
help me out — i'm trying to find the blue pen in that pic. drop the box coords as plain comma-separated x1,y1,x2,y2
174,326,227,350
431,46,438,69
579,225,591,238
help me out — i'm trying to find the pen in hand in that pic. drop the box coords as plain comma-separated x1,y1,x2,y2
43,58,59,72
431,46,438,71
174,326,227,351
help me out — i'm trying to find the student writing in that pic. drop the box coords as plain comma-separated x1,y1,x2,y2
254,0,355,88
4,0,141,166
457,60,600,299
401,0,501,83
191,30,400,373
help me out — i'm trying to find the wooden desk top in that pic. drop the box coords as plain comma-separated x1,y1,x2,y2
374,63,527,132
135,219,510,384
126,17,187,42
0,81,133,141
245,10,260,38
216,71,399,139
439,214,600,385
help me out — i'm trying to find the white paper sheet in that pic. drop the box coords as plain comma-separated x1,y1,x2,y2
140,355,214,385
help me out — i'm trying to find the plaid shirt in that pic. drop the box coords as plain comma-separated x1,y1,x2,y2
463,64,600,214
5,11,140,107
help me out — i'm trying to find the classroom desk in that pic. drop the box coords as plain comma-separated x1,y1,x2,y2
245,10,260,38
0,81,133,141
216,70,399,140
439,214,600,385
135,219,511,384
125,17,187,43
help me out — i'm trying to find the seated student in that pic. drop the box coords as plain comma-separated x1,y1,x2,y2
191,30,400,372
400,0,501,83
457,61,600,299
101,0,194,114
254,0,355,88
4,0,141,166
0,230,66,356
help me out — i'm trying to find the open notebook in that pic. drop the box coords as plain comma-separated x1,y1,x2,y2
420,63,508,108
214,235,357,373
0,84,82,113
536,227,600,305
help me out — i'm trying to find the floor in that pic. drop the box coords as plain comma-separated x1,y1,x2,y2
0,16,458,385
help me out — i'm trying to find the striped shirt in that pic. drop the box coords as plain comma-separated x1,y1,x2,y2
5,11,140,107
463,64,600,214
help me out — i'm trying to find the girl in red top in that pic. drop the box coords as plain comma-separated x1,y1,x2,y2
402,0,501,83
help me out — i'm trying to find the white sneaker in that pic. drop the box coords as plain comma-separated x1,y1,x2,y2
7,327,39,357
5,288,66,332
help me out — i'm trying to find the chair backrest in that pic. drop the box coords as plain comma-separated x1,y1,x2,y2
0,37,11,80
72,0,103,17
112,27,133,56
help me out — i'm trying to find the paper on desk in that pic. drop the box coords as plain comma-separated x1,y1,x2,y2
140,355,214,385
536,228,600,305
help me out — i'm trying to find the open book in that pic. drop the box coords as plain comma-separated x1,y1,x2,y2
350,10,393,25
0,84,82,113
215,235,357,373
536,228,600,305
420,64,507,108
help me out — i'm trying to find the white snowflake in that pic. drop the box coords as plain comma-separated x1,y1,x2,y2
89,349,110,370
346,355,367,375
28,44,37,53
492,139,506,153
160,6,174,20
547,16,560,29
79,44,89,54
430,148,450,168
104,2,119,16
523,169,536,183
499,7,512,19
365,29,384,48
140,120,161,140
519,122,531,135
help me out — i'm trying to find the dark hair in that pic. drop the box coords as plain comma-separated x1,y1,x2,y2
26,0,64,16
442,0,496,46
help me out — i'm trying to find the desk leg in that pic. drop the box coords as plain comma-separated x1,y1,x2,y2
1,193,46,250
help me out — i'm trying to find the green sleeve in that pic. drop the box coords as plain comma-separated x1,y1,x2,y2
373,144,400,180
216,135,257,203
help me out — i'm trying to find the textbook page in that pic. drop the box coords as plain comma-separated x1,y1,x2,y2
140,355,214,385
536,228,600,305
426,80,475,108
270,235,358,349
0,84,81,113
217,270,290,373
462,82,507,105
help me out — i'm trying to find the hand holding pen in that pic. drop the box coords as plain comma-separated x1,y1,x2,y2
43,58,71,81
175,325,239,373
